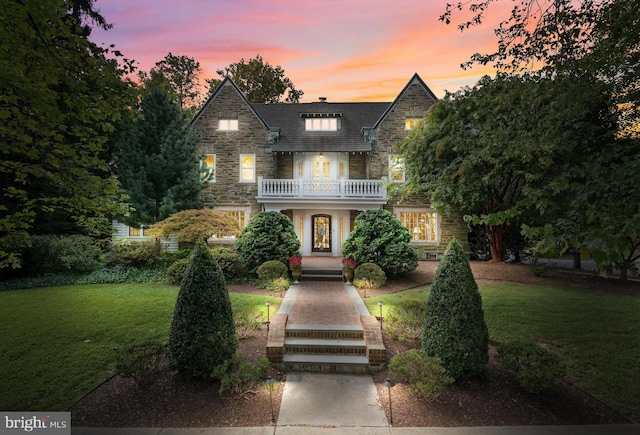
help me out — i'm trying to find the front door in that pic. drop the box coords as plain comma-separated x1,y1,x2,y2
312,214,331,253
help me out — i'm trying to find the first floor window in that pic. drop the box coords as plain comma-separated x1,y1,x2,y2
389,155,405,182
397,209,438,242
240,154,255,182
212,208,248,238
128,226,143,237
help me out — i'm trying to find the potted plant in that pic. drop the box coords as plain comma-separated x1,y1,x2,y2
289,256,302,283
342,258,356,284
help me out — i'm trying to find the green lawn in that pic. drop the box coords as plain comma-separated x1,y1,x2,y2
0,284,280,412
365,283,640,422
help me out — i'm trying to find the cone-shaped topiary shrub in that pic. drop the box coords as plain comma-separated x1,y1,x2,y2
422,238,488,380
169,238,238,379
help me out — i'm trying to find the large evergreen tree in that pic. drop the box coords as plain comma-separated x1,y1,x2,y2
0,0,132,268
422,238,489,380
169,238,237,379
113,84,203,227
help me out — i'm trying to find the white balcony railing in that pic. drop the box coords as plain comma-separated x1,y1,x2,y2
258,177,387,199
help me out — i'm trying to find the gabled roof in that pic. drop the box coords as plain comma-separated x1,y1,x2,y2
373,73,438,129
189,76,269,128
254,102,389,153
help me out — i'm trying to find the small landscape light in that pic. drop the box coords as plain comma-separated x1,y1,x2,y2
265,376,277,423
265,301,271,331
378,301,384,330
383,378,396,424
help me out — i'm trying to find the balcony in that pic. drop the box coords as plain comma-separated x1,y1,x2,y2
257,177,388,211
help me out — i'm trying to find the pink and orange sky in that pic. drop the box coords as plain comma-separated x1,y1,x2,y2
91,0,508,102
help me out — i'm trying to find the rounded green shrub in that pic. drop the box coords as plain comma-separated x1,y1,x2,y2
169,238,238,380
166,258,190,285
256,260,288,282
422,238,489,380
235,212,301,273
496,341,566,394
211,246,239,280
353,263,386,288
342,209,418,276
389,350,453,401
386,300,426,341
23,234,102,275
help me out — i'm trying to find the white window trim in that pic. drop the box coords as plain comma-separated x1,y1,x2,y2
305,118,338,131
239,153,256,183
388,154,405,183
395,207,440,243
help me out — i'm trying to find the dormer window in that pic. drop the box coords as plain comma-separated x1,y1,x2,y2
218,119,238,131
305,118,338,131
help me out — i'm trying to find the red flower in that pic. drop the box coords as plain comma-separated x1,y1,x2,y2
289,256,302,267
342,258,356,270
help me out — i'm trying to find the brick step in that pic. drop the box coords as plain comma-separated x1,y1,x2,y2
282,353,370,374
285,324,363,340
300,268,343,282
285,337,367,356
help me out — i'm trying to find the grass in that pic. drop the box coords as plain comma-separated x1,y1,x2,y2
0,284,280,412
365,283,640,422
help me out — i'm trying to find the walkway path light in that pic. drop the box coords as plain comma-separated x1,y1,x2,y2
264,376,277,423
378,301,384,331
383,378,396,424
265,301,271,331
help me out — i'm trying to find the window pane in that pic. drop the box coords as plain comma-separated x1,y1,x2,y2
305,117,338,131
389,156,405,182
128,227,141,237
405,118,421,130
203,154,215,182
240,155,255,181
399,211,437,241
219,119,238,131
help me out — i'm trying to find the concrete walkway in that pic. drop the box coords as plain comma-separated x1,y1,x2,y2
72,278,639,435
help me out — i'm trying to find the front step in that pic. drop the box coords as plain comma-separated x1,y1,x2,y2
300,268,343,282
283,324,370,374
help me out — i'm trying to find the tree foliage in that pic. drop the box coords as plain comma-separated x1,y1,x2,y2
0,0,132,268
141,52,203,110
342,210,418,275
397,73,616,262
147,209,239,243
112,85,204,226
169,238,237,380
422,238,489,380
207,55,303,103
234,212,300,273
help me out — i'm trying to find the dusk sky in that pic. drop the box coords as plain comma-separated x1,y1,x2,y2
91,0,509,102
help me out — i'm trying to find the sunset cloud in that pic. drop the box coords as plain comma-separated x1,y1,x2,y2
92,0,505,101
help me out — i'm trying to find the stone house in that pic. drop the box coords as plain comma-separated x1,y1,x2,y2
183,73,468,258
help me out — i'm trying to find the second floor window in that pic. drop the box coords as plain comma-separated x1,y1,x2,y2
218,119,238,131
202,154,215,182
405,118,421,130
240,154,255,182
389,155,405,182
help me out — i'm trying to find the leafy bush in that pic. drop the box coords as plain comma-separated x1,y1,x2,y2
169,239,238,379
389,350,453,401
114,340,167,386
422,238,489,380
342,209,418,276
211,246,239,280
266,277,290,293
211,353,271,397
106,240,162,268
353,263,386,288
234,308,263,340
166,258,190,285
257,260,288,282
22,235,102,275
235,212,300,273
496,341,566,394
386,300,426,341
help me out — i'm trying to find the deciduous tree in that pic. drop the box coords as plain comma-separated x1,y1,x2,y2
143,52,203,110
207,55,303,103
147,209,239,243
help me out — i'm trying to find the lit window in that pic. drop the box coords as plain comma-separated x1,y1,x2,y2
398,210,438,241
128,226,142,237
212,210,247,238
339,162,345,178
389,155,405,182
240,154,255,182
305,118,337,131
202,154,215,182
218,119,238,131
405,118,421,130
297,161,303,178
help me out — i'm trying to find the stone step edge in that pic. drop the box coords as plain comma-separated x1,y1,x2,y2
283,353,369,365
284,337,366,347
286,324,363,331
